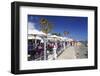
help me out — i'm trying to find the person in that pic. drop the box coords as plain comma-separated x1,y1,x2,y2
28,41,36,60
53,43,57,60
36,43,43,59
48,43,53,54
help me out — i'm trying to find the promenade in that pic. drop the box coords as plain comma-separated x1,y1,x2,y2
57,45,88,59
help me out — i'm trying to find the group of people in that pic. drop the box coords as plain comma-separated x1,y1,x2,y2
28,40,44,60
28,39,77,61
47,41,64,60
28,40,65,60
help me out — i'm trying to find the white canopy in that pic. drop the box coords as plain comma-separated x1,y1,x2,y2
28,29,46,36
59,37,65,41
67,38,74,41
47,35,60,41
48,35,59,38
28,35,42,40
58,37,74,42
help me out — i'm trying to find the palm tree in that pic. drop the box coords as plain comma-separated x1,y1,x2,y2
64,31,69,37
40,18,53,34
63,31,69,49
39,18,53,60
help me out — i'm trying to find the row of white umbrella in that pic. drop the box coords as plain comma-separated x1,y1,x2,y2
28,29,74,42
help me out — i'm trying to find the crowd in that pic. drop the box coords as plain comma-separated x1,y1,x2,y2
28,39,77,61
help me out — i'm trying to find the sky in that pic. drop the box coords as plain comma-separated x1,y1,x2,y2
28,15,88,41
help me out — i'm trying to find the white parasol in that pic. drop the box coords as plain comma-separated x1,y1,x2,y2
28,29,46,36
28,35,42,40
47,35,60,41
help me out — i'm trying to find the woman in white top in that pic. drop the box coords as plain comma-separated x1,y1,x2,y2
53,43,57,60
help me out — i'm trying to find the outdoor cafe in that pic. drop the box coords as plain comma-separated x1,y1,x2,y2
28,29,75,61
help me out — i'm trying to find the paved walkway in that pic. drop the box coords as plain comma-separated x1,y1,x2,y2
57,45,88,59
57,46,77,59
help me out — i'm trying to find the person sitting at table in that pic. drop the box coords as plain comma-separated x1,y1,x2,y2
47,43,53,54
36,43,44,58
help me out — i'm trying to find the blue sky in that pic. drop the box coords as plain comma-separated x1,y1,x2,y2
28,15,88,41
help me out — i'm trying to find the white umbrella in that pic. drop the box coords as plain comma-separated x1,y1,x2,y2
59,37,65,41
28,35,42,40
28,29,46,36
48,35,59,38
62,37,70,41
47,35,60,41
68,38,74,42
28,29,46,44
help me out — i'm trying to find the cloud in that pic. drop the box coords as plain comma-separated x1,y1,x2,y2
28,22,35,30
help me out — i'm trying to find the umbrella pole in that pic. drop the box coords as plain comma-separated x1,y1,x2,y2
35,39,37,45
34,35,37,45
43,37,47,60
53,38,57,60
63,41,65,50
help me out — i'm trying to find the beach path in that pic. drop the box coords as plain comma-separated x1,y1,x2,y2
57,46,77,59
